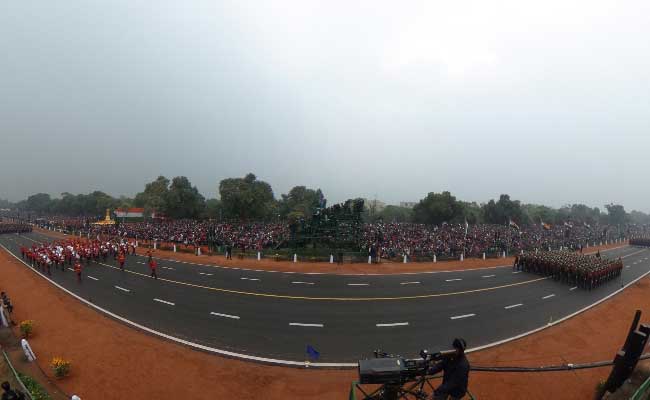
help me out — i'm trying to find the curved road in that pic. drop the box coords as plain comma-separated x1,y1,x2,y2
1,231,648,364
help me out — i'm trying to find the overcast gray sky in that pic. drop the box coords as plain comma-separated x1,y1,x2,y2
2,1,650,211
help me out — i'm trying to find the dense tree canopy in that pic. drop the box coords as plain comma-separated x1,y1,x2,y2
412,191,464,225
164,176,206,219
134,176,170,214
481,194,526,225
219,173,276,220
279,186,325,220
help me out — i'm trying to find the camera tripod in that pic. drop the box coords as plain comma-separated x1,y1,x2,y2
354,374,437,400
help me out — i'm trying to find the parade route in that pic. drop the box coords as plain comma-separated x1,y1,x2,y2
1,231,648,364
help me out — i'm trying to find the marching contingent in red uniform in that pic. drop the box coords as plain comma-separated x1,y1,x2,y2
19,237,138,282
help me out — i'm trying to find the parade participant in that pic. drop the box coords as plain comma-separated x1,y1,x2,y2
118,252,126,271
149,258,158,279
74,260,82,283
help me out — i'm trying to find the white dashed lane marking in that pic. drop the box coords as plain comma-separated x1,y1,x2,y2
162,267,174,270
199,272,213,276
569,286,578,291
504,303,523,310
445,278,462,282
240,277,260,281
482,275,496,278
542,294,556,300
400,282,421,285
512,271,522,274
67,268,74,272
87,276,99,281
291,281,315,285
347,283,369,286
289,323,324,328
210,312,240,320
154,298,175,306
450,314,475,320
376,322,409,327
114,286,130,293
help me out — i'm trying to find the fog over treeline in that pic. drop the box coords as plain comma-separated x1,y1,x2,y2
2,174,649,227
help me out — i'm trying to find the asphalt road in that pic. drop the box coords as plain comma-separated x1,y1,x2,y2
1,231,647,364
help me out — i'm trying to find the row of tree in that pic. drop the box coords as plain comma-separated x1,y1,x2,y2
8,173,326,222
366,192,638,227
4,175,648,226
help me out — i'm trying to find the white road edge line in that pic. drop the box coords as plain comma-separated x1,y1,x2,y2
115,286,130,293
376,322,409,327
2,241,645,368
450,314,475,320
542,294,556,300
504,304,523,310
289,323,324,328
210,312,240,320
153,298,175,306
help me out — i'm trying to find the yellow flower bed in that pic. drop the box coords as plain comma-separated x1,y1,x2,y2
50,357,71,378
19,320,34,338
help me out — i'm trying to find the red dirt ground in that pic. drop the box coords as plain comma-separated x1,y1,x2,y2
34,227,627,275
0,242,648,399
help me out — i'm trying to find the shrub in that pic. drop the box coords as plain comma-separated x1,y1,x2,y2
50,357,71,378
19,320,34,338
17,372,52,400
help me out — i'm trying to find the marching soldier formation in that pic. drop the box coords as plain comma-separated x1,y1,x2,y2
513,250,623,290
0,223,32,234
630,238,650,247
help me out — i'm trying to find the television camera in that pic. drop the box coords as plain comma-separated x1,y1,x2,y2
355,349,457,400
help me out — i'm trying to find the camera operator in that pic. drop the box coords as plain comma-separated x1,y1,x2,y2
428,338,470,400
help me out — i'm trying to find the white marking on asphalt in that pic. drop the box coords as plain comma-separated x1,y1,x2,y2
240,277,260,281
347,283,369,286
210,312,240,320
504,303,523,310
289,323,324,328
569,286,578,291
199,272,213,276
376,322,409,327
450,314,475,320
291,281,315,285
400,282,421,285
482,275,496,278
445,278,462,282
626,266,630,269
512,271,522,274
162,267,174,270
283,271,296,274
542,294,556,300
115,286,130,293
154,298,175,306
87,276,99,281
67,268,74,272
137,261,145,264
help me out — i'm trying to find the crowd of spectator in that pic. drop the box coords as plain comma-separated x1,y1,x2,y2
361,222,647,259
17,216,649,259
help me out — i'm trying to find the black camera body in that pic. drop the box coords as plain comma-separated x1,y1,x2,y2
358,349,456,385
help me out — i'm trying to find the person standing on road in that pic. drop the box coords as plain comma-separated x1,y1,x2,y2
74,261,82,283
118,252,126,271
149,259,158,280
